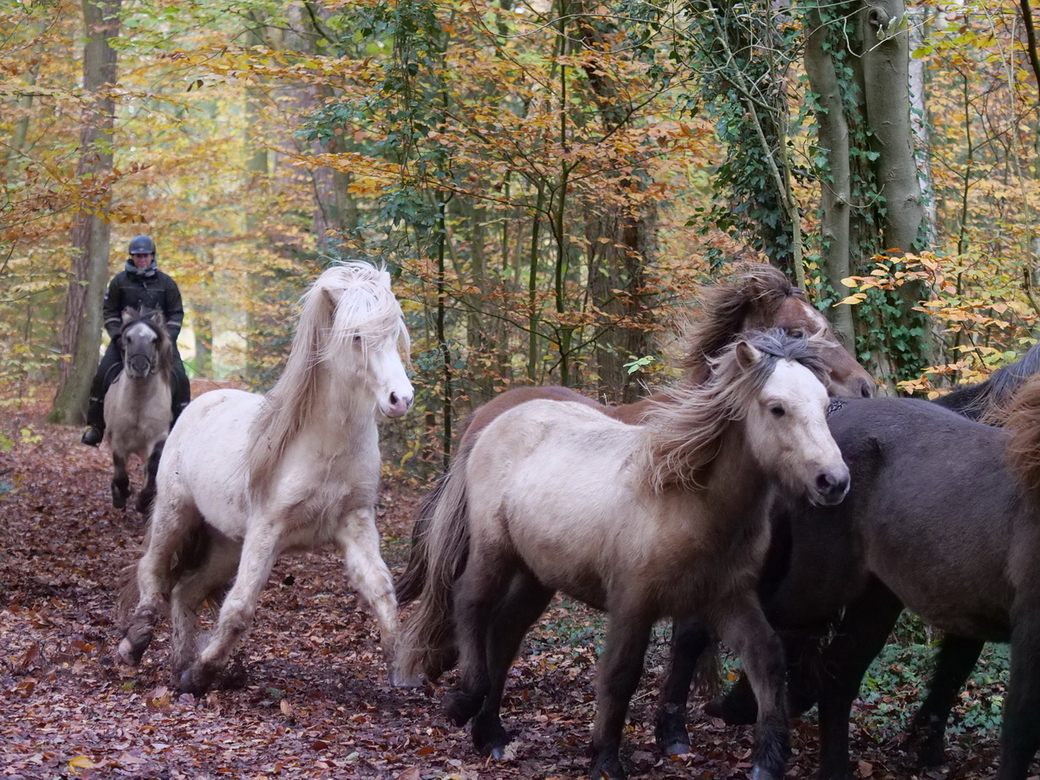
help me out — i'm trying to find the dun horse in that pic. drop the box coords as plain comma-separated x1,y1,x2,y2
397,331,850,780
103,308,175,513
117,263,414,695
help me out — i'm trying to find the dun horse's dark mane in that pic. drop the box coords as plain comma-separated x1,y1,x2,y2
122,309,174,380
675,263,801,382
1003,373,1040,494
642,329,825,493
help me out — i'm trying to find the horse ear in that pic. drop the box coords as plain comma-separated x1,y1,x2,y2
150,310,164,327
323,287,342,311
121,307,136,324
735,340,763,369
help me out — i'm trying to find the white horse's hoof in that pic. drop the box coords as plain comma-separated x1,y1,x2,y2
116,638,139,666
388,668,423,688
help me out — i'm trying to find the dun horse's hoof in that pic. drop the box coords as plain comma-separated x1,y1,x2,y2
654,705,691,756
472,715,510,758
177,664,216,696
112,492,127,510
589,754,626,780
749,766,783,780
444,689,482,727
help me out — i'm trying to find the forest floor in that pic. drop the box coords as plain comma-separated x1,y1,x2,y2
0,381,1015,779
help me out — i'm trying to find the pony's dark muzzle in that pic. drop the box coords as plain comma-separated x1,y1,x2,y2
126,354,153,377
814,468,850,505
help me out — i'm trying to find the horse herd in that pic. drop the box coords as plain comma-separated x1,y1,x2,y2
105,261,1040,780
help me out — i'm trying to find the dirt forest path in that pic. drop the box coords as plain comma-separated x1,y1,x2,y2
0,385,996,779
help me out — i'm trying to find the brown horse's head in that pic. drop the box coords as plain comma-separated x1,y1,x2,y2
677,263,874,399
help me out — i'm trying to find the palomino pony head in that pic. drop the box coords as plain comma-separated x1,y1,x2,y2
643,329,849,506
119,308,173,380
676,262,874,399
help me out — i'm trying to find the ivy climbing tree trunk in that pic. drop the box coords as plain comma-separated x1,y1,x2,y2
804,6,856,346
50,0,120,425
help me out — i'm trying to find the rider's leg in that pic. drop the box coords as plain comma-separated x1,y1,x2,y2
82,341,123,447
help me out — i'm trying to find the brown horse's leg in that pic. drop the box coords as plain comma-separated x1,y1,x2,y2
178,522,280,695
815,578,903,780
471,574,554,758
998,612,1040,780
654,616,713,755
135,440,165,515
590,607,654,780
169,534,239,684
907,635,983,768
446,545,514,729
111,453,130,510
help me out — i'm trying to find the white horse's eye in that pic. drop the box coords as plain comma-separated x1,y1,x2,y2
770,405,786,418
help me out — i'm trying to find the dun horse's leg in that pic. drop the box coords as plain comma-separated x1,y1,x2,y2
178,524,280,695
815,578,903,780
136,440,165,514
710,596,789,780
906,635,983,768
589,607,654,780
169,535,239,684
336,510,401,684
997,613,1040,780
471,574,554,758
654,616,713,756
118,497,197,665
111,453,130,510
446,546,514,728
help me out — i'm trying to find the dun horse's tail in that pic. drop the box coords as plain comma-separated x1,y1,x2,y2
1004,373,1040,494
395,450,473,684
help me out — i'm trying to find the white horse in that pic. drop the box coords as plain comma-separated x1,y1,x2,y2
117,263,414,695
104,309,174,513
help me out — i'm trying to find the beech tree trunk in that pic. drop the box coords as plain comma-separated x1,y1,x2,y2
50,0,120,425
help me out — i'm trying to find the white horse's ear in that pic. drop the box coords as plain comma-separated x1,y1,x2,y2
735,340,763,369
122,307,136,324
323,287,342,310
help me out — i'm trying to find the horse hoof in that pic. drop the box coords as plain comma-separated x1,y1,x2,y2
177,666,213,696
388,668,423,688
589,758,626,780
116,637,141,666
113,494,127,510
749,766,782,780
661,740,691,757
704,693,757,725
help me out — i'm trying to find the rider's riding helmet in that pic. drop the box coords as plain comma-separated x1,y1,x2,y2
128,235,156,256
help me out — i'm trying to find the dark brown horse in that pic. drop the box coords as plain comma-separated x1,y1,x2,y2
396,331,850,780
794,392,1040,780
396,262,873,607
666,342,1040,767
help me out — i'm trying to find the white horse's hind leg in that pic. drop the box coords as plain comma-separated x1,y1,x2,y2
118,493,199,666
169,534,241,685
177,523,280,695
337,509,400,684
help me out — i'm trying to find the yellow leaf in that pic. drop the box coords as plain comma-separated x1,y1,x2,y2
69,756,96,772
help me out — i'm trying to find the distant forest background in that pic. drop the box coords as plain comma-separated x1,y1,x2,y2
4,0,1040,473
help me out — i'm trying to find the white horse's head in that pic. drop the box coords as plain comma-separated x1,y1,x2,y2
317,264,414,420
739,339,849,506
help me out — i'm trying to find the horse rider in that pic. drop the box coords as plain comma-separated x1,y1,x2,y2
81,234,192,447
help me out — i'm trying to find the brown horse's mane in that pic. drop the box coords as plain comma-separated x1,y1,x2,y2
246,263,407,500
1003,373,1040,494
641,329,825,493
675,263,802,383
122,308,175,381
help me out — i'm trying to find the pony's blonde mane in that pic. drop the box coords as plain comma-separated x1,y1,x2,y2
641,330,826,493
246,263,407,497
676,263,802,382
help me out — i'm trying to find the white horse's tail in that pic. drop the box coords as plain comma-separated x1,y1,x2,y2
395,449,473,684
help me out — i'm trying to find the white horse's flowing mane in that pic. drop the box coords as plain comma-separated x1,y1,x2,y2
246,262,409,495
640,330,826,494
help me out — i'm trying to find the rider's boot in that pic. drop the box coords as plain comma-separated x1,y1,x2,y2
81,396,105,447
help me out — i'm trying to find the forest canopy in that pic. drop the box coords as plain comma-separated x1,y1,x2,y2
3,0,1040,471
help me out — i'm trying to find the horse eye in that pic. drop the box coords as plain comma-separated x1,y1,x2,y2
770,405,786,418
788,330,804,339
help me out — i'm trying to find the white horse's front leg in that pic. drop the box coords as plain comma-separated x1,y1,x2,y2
337,508,401,685
177,523,280,695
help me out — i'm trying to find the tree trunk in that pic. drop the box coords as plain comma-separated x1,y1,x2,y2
50,0,120,425
804,7,856,346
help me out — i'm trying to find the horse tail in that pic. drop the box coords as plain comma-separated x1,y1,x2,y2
394,477,448,606
1004,373,1040,495
396,448,473,684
